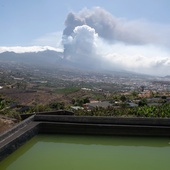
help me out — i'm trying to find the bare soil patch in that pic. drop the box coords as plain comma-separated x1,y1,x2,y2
0,115,17,134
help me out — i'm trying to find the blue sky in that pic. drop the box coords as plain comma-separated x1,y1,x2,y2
1,0,170,76
1,0,170,46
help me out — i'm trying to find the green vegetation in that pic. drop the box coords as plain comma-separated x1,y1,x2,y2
74,103,170,118
1,90,170,119
120,95,127,102
72,97,90,106
28,104,50,113
0,99,6,110
138,98,147,106
0,99,21,121
1,62,170,120
49,102,65,110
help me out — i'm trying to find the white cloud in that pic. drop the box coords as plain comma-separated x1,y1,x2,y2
97,42,170,76
62,7,170,76
1,7,170,76
0,32,64,53
62,24,170,76
0,46,63,53
63,25,100,69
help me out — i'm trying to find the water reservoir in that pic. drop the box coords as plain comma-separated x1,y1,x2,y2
1,134,170,170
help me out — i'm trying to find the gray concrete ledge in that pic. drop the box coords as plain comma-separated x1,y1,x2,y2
34,115,170,126
20,110,74,120
39,122,170,136
0,115,35,142
0,121,39,161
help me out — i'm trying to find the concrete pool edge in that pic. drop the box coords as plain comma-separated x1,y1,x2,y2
0,115,35,142
0,115,39,161
1,114,170,161
34,115,170,126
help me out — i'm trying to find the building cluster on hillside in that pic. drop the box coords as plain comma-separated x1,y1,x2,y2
70,95,170,111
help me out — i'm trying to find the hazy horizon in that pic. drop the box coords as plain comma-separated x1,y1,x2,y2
1,0,170,76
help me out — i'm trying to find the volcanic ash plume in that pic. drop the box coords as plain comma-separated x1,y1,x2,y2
63,24,103,69
62,7,170,76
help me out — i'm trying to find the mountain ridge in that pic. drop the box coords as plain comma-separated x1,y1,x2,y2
0,49,154,78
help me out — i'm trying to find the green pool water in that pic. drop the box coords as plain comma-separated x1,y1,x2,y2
1,135,170,170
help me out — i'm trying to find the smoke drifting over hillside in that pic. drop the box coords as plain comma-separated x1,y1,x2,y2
62,7,170,76
63,7,155,44
63,25,102,69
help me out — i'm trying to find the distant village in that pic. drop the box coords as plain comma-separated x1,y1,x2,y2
1,61,170,115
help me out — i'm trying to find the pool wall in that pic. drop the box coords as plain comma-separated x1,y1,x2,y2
0,115,39,161
35,115,170,136
1,112,170,161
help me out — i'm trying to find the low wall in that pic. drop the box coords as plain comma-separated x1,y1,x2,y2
1,114,170,161
0,115,35,142
34,115,170,126
39,122,170,136
0,116,39,161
